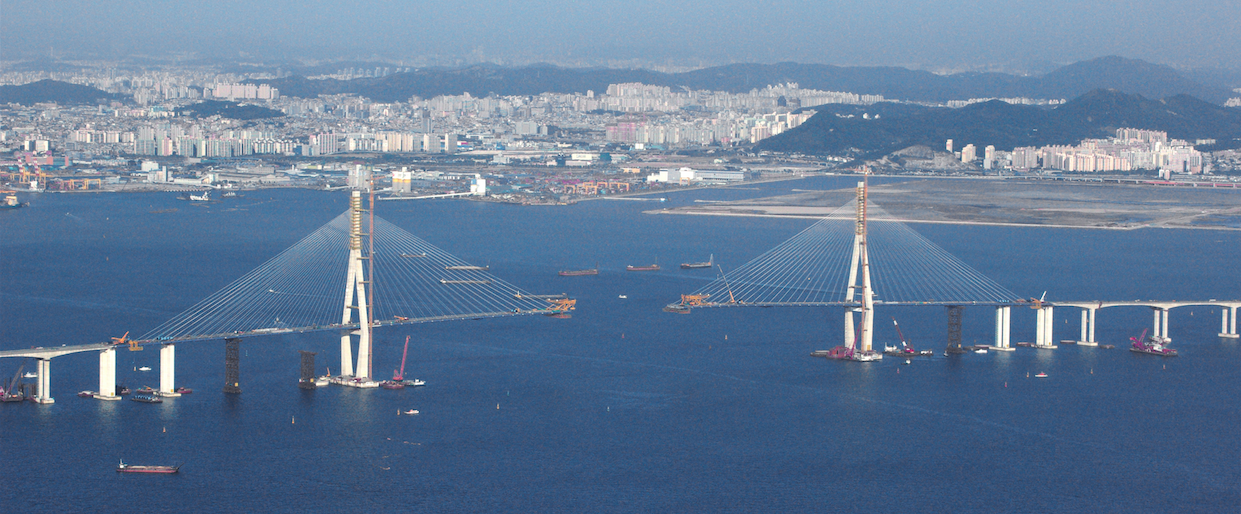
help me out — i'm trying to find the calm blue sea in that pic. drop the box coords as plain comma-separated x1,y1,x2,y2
2,177,1239,512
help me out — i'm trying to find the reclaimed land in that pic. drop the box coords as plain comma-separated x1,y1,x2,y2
651,178,1241,230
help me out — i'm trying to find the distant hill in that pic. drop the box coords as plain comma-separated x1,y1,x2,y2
252,56,1234,104
177,100,284,120
0,79,125,105
756,89,1241,156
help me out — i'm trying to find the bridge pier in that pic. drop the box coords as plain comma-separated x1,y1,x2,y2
1035,306,1057,348
33,358,53,404
1221,306,1239,339
224,338,241,394
992,306,1013,350
1152,307,1171,340
158,343,180,397
95,347,120,400
1076,308,1098,346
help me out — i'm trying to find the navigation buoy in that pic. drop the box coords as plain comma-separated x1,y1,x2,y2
497,403,500,410
725,335,728,340
1004,382,1007,388
163,426,166,433
292,416,295,424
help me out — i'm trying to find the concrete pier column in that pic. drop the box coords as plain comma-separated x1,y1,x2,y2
97,348,119,399
1079,310,1088,342
1088,308,1097,343
844,310,855,349
339,331,354,377
1161,309,1170,339
159,344,180,397
1223,309,1230,335
995,307,1003,347
34,359,54,404
1233,307,1239,336
1035,307,1045,347
1153,309,1161,337
1042,306,1052,347
997,306,1007,347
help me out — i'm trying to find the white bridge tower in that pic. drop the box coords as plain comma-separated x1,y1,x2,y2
339,190,375,380
843,177,876,353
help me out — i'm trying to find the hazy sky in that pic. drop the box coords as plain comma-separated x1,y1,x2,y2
2,0,1238,70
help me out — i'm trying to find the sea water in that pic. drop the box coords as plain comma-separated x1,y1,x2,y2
1,177,1239,512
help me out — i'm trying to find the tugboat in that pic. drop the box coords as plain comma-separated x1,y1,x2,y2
116,460,181,474
1130,329,1178,357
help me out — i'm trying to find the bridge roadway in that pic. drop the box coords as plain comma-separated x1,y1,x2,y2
0,308,564,404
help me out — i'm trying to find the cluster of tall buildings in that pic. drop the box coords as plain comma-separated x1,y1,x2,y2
1010,129,1205,174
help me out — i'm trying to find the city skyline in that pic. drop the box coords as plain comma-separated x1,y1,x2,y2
1,0,1239,73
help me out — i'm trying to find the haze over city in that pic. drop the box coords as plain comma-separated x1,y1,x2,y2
2,0,1239,72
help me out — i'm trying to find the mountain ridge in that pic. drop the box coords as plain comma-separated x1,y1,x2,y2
755,89,1241,156
250,56,1234,104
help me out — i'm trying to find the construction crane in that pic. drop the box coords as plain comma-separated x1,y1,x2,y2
892,316,911,347
112,331,142,351
393,336,410,382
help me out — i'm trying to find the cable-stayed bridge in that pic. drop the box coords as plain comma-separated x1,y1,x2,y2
666,179,1241,360
1,191,572,403
3,185,1239,403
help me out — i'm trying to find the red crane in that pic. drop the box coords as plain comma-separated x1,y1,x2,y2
393,336,409,382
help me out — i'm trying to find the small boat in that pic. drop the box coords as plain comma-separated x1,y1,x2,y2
381,381,405,390
130,393,162,403
116,460,181,474
188,191,211,202
116,385,131,395
78,390,97,398
22,372,37,378
618,295,627,299
136,386,155,394
174,387,193,394
221,191,240,198
314,376,330,387
974,348,988,354
1035,372,1048,378
680,254,714,269
402,379,425,387
663,304,691,314
903,359,911,365
138,366,152,372
399,409,419,415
